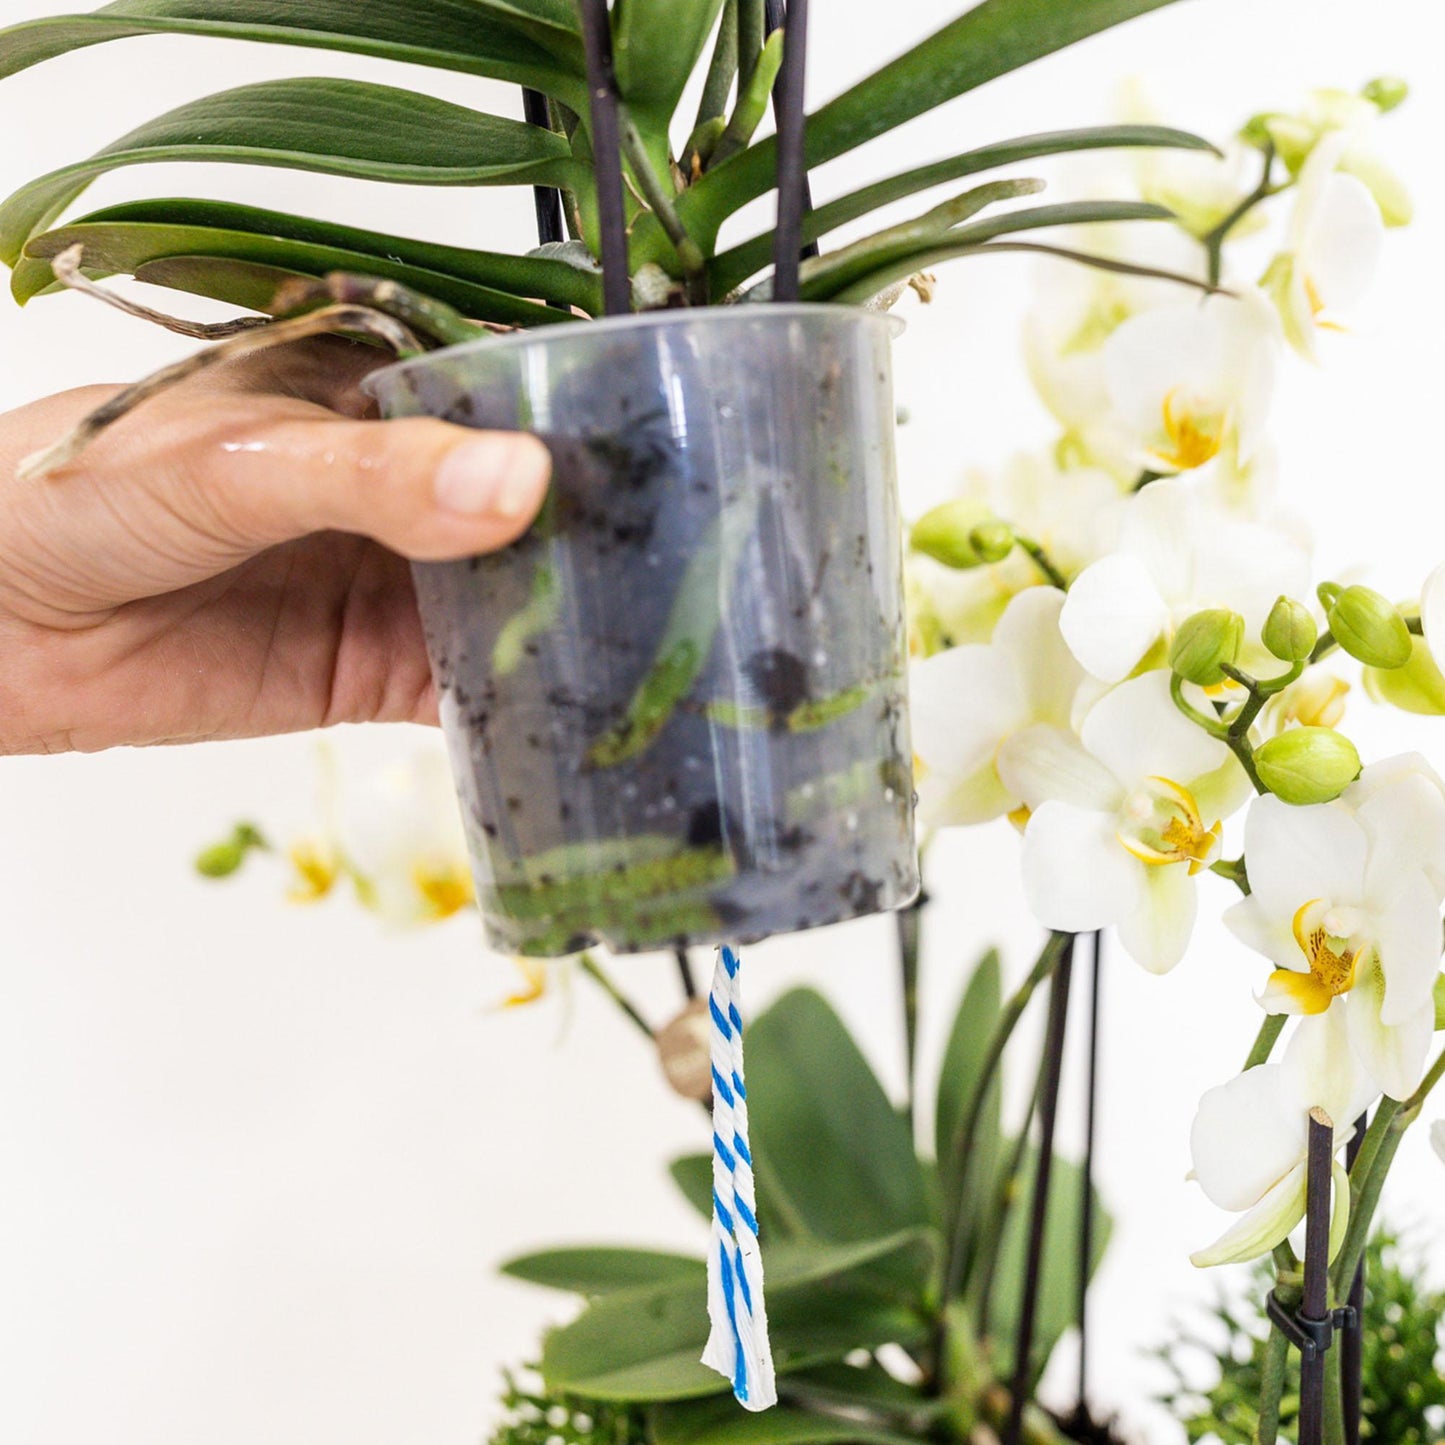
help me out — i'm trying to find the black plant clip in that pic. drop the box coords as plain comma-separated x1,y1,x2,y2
1265,1291,1358,1363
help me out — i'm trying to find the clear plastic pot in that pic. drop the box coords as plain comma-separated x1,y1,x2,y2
366,305,917,957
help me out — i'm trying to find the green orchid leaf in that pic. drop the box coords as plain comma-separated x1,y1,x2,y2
540,1230,934,1402
668,1153,715,1220
651,0,1187,257
613,0,726,128
654,1395,920,1445
709,123,1216,292
806,199,1176,304
935,949,1003,1237
746,989,929,1243
502,1246,704,1295
0,77,582,268
19,230,565,330
789,178,1046,304
983,1150,1112,1390
0,0,585,101
15,199,601,314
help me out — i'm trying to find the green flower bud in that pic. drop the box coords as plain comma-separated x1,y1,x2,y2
1169,609,1244,686
1363,76,1409,113
1254,727,1362,805
968,520,1015,564
194,821,269,879
1262,595,1318,662
1327,585,1412,669
1364,634,1445,715
910,499,997,570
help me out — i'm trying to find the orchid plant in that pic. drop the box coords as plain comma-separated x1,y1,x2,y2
198,70,1445,1437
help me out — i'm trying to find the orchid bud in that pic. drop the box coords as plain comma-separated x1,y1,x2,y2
1263,596,1318,663
968,520,1016,564
1255,727,1361,804
194,822,268,878
1364,635,1445,715
1326,585,1412,669
910,499,997,569
1169,609,1244,686
1363,76,1409,113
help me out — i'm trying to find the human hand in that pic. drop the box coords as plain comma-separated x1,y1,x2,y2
0,337,550,753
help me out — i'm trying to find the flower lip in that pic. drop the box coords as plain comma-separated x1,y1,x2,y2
1115,775,1221,872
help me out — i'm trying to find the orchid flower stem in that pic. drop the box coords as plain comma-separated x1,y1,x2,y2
938,932,1072,1307
578,953,653,1040
1210,855,1250,895
1201,142,1276,288
896,888,925,1136
1255,1327,1290,1445
1013,536,1069,591
1243,1013,1287,1071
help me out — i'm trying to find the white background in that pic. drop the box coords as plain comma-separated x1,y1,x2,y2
2,2,1443,1442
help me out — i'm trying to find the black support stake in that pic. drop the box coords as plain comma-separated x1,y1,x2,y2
1076,930,1103,1418
1343,1111,1368,1445
576,0,632,316
768,0,810,301
1298,1108,1336,1445
764,0,817,269
1002,934,1076,1445
521,89,567,247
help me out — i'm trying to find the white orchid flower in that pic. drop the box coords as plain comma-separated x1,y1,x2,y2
907,451,1122,646
337,746,476,927
1058,475,1311,684
1008,670,1249,973
1263,133,1384,359
1023,224,1209,468
1102,292,1279,476
1418,561,1445,676
1267,87,1412,228
1190,1007,1377,1267
910,587,1083,828
1225,780,1443,1100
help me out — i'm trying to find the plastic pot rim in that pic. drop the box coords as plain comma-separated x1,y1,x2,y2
362,300,906,399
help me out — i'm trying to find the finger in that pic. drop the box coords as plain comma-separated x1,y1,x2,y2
1,387,551,614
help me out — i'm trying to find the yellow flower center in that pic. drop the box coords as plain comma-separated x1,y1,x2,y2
1116,776,1220,873
412,860,475,920
1267,898,1363,1013
287,840,339,903
1159,388,1226,470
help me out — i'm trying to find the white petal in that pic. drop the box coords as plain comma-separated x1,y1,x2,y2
1191,1162,1308,1268
993,586,1081,727
1019,800,1142,932
1226,896,1304,972
1282,1006,1379,1127
1353,765,1445,903
1421,562,1445,671
1059,553,1172,682
1104,303,1222,440
1115,478,1195,597
910,645,1025,781
1301,172,1384,311
1117,859,1197,974
996,724,1121,812
1346,970,1432,1101
1368,871,1442,1026
917,764,1014,830
1190,1062,1301,1211
1240,794,1369,922
1079,671,1232,792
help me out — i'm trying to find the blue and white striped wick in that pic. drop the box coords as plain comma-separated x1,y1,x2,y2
701,944,776,1410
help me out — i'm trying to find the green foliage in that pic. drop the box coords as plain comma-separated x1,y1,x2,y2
502,956,1110,1437
0,0,1209,318
1157,1228,1445,1443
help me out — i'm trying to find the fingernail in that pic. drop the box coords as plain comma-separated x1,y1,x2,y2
434,435,545,519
